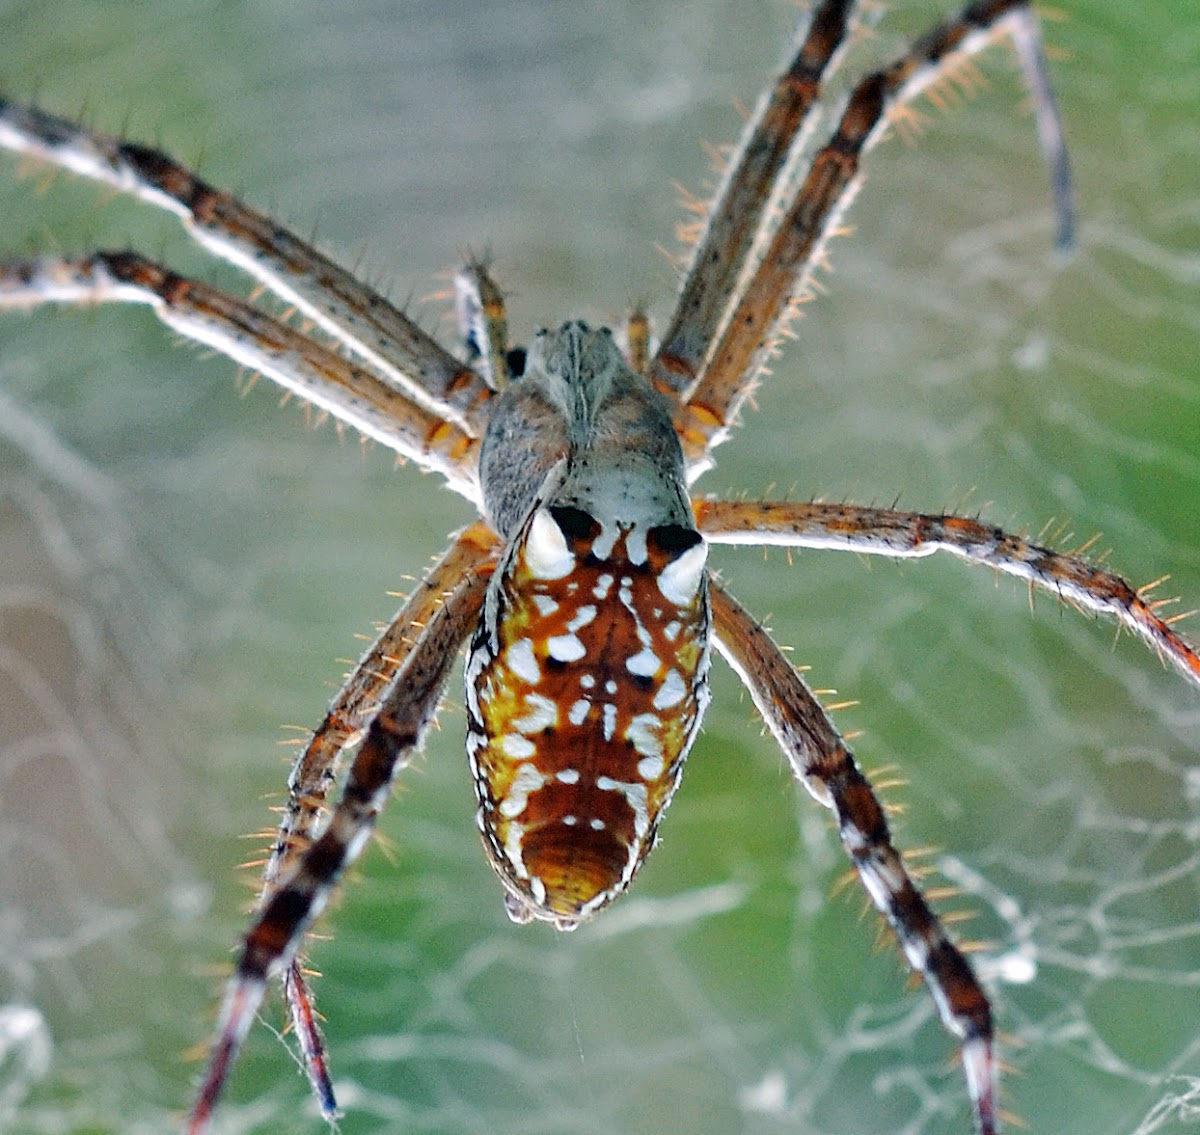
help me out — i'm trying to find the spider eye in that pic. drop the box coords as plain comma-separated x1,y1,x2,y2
505,347,526,379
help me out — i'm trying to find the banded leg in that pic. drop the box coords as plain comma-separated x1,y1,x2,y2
454,261,512,390
623,307,652,375
186,544,493,1135
671,0,1073,468
709,579,999,1135
0,253,482,501
650,0,855,399
258,521,499,1115
694,499,1200,690
0,99,495,433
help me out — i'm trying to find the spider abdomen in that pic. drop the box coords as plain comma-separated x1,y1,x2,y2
466,504,710,929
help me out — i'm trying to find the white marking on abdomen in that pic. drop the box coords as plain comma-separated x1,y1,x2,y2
500,762,546,818
625,712,664,760
547,633,586,663
567,604,597,632
506,638,540,684
524,509,575,580
504,821,528,875
653,668,687,710
512,692,558,734
596,775,650,838
657,539,707,605
532,594,560,617
626,646,660,677
637,755,665,781
501,733,536,760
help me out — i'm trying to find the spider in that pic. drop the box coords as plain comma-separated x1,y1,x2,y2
2,2,1198,1133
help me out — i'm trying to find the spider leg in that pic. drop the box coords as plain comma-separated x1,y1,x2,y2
257,521,498,1115
0,99,494,432
650,0,855,400
696,499,1200,689
623,306,651,375
281,958,336,1120
454,261,512,390
669,0,1073,471
262,522,499,904
709,578,999,1135
0,252,482,502
186,538,495,1135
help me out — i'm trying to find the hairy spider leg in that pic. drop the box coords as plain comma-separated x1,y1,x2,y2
185,545,495,1135
454,260,513,390
694,500,1200,690
0,252,482,500
710,580,999,1135
257,522,499,1116
0,98,496,432
662,0,1073,469
651,0,855,402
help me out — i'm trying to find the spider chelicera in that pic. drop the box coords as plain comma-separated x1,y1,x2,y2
2,3,1197,1133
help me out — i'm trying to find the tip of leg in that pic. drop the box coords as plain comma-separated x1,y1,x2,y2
961,1033,999,1135
185,974,268,1135
285,962,341,1120
309,1052,340,1121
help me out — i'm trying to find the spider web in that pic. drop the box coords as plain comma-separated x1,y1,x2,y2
1,2,1198,1134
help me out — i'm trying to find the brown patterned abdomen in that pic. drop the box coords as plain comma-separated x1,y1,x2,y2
466,509,709,927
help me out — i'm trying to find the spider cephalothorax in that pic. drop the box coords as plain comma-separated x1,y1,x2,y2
2,3,1197,1134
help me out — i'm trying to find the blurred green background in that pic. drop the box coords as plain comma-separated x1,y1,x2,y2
1,2,1198,1134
